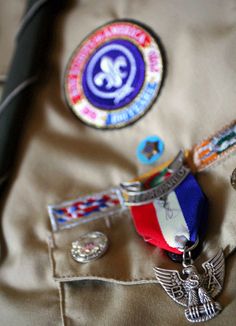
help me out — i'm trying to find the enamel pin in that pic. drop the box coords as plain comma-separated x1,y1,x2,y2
136,135,165,165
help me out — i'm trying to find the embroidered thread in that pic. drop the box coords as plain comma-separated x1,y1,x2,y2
193,120,236,171
48,188,124,231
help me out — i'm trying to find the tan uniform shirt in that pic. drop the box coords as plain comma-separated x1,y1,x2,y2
0,1,236,325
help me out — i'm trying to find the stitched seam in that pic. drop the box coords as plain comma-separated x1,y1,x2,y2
16,0,49,40
47,235,57,279
50,249,236,285
49,240,232,286
49,238,67,325
49,237,68,326
54,275,159,285
55,274,156,280
48,234,158,284
58,282,67,326
0,76,37,117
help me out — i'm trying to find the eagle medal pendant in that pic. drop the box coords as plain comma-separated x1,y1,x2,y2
154,249,225,323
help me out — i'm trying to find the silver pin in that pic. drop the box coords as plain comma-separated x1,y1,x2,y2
154,246,225,323
71,231,109,263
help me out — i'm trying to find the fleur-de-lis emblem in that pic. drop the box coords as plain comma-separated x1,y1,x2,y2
94,56,128,90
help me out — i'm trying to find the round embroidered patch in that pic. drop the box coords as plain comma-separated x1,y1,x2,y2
136,135,164,165
64,20,164,129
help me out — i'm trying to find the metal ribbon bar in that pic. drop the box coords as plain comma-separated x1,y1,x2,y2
120,151,190,206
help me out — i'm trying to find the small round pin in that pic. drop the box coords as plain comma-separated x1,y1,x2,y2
71,231,109,263
136,135,164,165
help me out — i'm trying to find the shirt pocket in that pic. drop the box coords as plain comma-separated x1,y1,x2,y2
47,211,171,326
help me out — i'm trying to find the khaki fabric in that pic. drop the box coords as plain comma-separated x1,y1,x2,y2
0,0,236,325
0,1,27,98
0,1,27,77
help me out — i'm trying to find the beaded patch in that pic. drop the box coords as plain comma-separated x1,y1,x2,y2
193,121,236,171
64,20,164,129
48,189,124,231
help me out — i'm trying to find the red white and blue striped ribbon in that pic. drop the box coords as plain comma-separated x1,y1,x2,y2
130,173,208,254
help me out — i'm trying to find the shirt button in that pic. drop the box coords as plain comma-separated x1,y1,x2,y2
71,231,109,263
231,168,236,190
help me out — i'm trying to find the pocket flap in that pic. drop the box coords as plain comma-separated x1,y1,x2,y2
48,211,172,284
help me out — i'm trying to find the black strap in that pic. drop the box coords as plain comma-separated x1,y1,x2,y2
0,0,65,192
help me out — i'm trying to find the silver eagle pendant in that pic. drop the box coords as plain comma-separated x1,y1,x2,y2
153,249,225,323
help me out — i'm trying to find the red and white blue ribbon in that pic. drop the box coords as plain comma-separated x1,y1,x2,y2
130,173,208,254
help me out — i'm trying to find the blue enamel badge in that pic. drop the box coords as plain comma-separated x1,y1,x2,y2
137,135,164,164
65,20,164,129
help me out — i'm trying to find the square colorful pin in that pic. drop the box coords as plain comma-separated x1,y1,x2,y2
64,20,165,129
